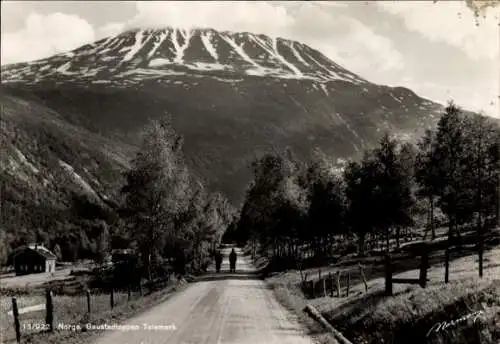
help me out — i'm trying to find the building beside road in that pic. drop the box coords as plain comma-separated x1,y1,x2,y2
9,243,57,276
111,248,137,264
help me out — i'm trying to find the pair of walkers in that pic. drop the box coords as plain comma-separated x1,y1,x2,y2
214,248,237,273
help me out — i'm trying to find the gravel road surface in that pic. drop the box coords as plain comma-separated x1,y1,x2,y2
92,247,316,344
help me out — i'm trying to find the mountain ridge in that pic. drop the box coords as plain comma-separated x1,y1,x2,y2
1,26,370,86
1,27,445,209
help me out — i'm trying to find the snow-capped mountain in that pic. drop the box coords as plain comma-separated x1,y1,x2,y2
2,28,367,85
1,27,444,206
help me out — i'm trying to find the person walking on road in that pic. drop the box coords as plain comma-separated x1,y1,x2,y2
215,250,223,273
229,248,237,273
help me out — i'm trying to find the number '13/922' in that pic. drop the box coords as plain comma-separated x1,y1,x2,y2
22,323,50,331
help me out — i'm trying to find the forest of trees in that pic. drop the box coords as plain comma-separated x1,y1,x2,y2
119,117,236,278
1,116,236,279
1,102,498,283
230,102,500,280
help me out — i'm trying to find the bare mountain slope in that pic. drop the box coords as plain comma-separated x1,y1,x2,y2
1,27,444,205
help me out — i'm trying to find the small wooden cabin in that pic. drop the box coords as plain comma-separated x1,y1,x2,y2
11,244,57,276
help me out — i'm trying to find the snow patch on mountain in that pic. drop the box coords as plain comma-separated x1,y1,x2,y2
99,35,116,50
122,30,147,63
171,28,193,64
245,68,268,77
56,62,78,76
116,68,186,79
287,41,309,67
275,73,316,81
320,83,329,96
212,76,243,83
190,62,228,71
148,30,168,59
149,58,171,67
220,33,261,68
304,52,346,82
201,31,219,61
390,94,402,103
250,35,302,77
107,37,125,51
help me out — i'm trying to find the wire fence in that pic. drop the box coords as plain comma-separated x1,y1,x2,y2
1,275,178,343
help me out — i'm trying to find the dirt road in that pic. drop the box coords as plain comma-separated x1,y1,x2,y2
0,267,73,289
92,247,316,344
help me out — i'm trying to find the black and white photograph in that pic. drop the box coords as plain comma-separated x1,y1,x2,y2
0,1,499,344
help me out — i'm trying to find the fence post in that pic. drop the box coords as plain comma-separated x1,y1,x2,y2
302,272,309,291
346,271,350,297
86,289,91,313
336,271,341,297
310,280,314,298
323,277,327,297
45,289,54,332
385,254,393,296
128,283,132,301
110,287,114,309
299,264,305,284
12,297,21,343
329,272,333,297
445,247,450,284
359,264,368,292
419,246,429,288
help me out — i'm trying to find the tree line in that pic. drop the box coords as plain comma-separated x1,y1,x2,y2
230,102,500,280
119,117,236,279
1,116,236,280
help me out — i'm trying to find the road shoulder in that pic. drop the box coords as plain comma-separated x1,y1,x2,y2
248,247,340,344
265,274,340,344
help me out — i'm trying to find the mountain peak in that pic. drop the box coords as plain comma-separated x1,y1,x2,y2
1,25,445,205
1,27,368,86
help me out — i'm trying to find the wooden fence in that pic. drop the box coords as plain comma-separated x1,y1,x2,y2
385,245,429,296
8,275,177,343
300,264,368,299
299,244,430,299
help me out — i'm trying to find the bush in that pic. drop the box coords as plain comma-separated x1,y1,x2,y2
262,255,299,275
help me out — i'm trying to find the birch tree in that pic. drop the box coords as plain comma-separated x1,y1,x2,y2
122,117,190,280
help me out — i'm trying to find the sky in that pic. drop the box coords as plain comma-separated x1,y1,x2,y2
1,1,499,118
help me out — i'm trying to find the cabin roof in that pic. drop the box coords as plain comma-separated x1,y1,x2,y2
12,244,57,260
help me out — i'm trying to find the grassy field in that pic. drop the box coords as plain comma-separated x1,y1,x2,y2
320,278,499,344
0,278,191,344
257,226,500,344
1,291,130,343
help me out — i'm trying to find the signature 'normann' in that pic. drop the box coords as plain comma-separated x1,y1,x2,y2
426,311,484,338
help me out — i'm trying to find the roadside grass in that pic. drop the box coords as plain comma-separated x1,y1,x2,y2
245,245,340,344
323,278,500,344
1,289,46,343
265,240,500,303
254,227,500,344
1,279,190,344
312,245,500,344
268,277,340,344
